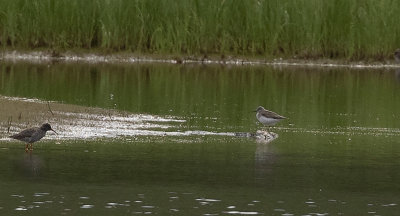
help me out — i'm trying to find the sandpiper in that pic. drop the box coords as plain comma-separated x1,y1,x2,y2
254,106,286,134
9,123,57,151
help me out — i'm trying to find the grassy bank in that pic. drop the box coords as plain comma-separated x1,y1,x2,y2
1,0,400,60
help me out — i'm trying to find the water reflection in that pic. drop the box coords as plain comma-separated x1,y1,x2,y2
1,63,398,131
3,188,398,215
254,141,276,176
19,152,44,177
0,62,399,215
2,147,400,215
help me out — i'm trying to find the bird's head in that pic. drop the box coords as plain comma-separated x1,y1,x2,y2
254,106,264,112
41,123,58,134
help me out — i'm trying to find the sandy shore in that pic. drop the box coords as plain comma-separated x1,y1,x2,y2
1,50,400,69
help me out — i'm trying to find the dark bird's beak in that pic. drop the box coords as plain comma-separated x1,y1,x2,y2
51,129,58,135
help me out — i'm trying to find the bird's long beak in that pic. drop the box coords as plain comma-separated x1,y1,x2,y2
51,129,58,135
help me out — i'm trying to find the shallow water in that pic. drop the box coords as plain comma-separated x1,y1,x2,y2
0,63,400,215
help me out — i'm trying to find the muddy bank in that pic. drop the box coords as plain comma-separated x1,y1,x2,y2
2,50,400,69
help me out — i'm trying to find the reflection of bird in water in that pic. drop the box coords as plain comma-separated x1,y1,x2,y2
254,106,286,138
9,123,57,151
22,152,44,177
254,142,276,179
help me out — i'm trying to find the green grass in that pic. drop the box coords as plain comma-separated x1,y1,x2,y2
1,0,400,60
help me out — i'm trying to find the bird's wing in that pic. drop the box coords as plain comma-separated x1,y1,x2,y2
261,109,286,119
9,128,38,139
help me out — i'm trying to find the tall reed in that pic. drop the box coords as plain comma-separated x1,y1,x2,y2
1,0,400,59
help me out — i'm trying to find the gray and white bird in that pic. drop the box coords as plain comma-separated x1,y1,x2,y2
9,123,57,151
255,106,286,135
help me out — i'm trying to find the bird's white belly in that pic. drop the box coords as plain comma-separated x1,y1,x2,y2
256,115,280,126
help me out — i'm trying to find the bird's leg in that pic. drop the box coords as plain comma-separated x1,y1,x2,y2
265,127,271,137
30,143,33,151
261,127,268,139
264,127,275,139
25,143,29,152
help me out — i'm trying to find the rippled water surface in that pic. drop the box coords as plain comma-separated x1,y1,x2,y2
0,63,399,215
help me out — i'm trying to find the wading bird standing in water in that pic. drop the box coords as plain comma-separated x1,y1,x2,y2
255,106,286,136
9,123,57,151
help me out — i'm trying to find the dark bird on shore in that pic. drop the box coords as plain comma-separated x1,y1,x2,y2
9,123,57,151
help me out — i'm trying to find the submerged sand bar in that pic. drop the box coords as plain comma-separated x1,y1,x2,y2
0,95,237,141
1,95,398,142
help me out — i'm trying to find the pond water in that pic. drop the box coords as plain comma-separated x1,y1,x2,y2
0,62,399,215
